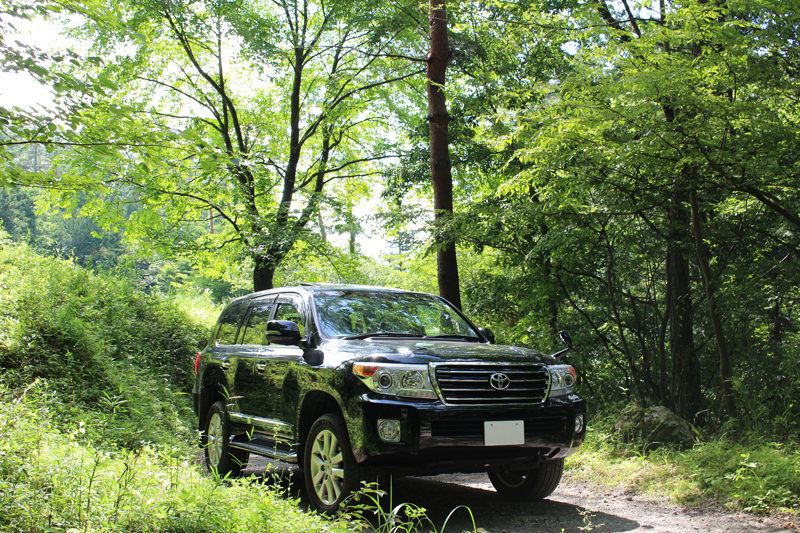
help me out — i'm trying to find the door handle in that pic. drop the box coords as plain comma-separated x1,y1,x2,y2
221,360,232,369
256,361,267,372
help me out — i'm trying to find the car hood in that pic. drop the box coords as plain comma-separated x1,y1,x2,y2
319,338,554,367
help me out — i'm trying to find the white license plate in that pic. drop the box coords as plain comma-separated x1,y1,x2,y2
484,420,525,446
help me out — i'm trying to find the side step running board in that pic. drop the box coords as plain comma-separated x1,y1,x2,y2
229,438,299,464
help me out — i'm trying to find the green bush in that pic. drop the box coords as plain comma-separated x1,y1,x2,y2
0,380,356,533
0,244,207,446
567,419,800,514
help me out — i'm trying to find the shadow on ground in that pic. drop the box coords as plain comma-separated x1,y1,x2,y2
242,457,640,533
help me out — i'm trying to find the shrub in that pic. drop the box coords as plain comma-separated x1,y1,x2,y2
0,380,356,533
0,244,207,446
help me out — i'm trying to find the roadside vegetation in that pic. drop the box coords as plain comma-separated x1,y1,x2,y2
0,243,361,532
568,427,800,515
1,242,798,533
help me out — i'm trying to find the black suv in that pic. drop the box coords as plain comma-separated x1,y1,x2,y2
193,284,585,512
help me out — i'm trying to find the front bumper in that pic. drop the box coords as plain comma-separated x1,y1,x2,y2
351,394,586,475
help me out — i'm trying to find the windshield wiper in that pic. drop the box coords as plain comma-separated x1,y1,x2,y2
422,334,482,342
341,332,426,340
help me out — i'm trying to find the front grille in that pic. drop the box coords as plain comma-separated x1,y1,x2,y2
431,417,566,438
433,363,550,405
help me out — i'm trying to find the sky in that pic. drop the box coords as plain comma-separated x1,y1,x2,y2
1,15,56,109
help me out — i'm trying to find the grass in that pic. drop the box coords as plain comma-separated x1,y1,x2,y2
0,243,205,447
566,423,800,515
0,379,489,533
0,379,358,533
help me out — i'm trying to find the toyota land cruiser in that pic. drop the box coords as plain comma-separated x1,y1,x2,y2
192,284,586,512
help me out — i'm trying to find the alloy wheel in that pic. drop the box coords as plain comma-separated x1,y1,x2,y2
207,411,224,467
309,428,345,505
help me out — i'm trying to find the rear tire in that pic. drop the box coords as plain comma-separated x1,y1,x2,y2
488,458,564,500
303,413,367,513
203,400,249,478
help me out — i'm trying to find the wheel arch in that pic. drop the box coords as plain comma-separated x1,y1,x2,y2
198,378,228,431
297,390,349,467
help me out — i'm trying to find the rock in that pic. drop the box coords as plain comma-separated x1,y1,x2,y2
613,405,699,449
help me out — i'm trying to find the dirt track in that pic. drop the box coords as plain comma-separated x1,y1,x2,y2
242,457,797,533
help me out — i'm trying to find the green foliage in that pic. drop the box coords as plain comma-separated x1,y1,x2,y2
408,0,800,435
0,380,357,533
13,0,427,290
0,187,38,244
569,422,800,515
688,442,800,514
0,243,207,446
0,184,130,270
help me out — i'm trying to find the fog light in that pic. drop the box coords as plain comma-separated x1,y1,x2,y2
377,419,402,443
575,414,585,434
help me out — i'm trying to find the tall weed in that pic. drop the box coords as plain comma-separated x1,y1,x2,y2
0,244,205,446
0,380,356,533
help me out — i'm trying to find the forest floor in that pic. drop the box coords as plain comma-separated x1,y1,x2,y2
243,457,798,533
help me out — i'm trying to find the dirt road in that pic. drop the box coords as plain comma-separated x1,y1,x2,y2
242,458,797,533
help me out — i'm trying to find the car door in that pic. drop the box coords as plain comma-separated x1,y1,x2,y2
230,297,277,421
204,297,249,414
230,293,305,435
263,293,307,424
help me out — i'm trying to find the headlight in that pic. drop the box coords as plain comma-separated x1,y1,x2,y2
549,365,577,398
352,363,437,399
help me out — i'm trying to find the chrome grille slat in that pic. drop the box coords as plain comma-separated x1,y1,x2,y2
433,363,550,405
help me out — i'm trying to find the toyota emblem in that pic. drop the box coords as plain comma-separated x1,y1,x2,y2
489,372,510,391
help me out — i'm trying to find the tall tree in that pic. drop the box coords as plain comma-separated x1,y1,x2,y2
427,0,461,309
25,0,423,290
445,0,800,425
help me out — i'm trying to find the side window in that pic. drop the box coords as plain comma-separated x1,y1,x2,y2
215,299,249,345
274,299,306,337
240,304,274,345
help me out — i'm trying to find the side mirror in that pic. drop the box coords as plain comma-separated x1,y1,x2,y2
300,332,324,366
479,327,496,344
266,320,301,346
551,330,573,359
559,331,572,349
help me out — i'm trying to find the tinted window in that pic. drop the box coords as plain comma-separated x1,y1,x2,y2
314,291,478,338
215,299,249,345
274,299,305,337
240,303,275,345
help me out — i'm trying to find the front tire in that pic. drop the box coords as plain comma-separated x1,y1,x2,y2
488,458,564,500
303,413,366,513
203,400,249,478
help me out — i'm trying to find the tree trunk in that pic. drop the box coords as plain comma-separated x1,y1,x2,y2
318,211,327,242
349,221,357,255
666,190,702,421
428,0,461,310
253,255,276,292
689,189,736,418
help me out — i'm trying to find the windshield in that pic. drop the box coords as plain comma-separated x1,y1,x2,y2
313,290,480,340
